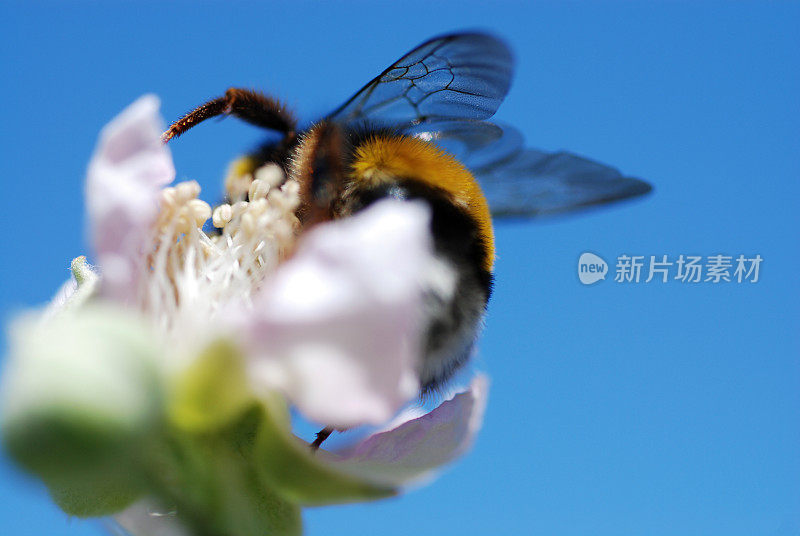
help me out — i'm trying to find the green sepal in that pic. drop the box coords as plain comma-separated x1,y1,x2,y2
254,392,396,506
149,339,300,535
150,408,302,536
168,339,253,432
48,473,144,518
1,306,162,516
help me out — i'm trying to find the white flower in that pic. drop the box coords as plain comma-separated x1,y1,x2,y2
2,95,490,535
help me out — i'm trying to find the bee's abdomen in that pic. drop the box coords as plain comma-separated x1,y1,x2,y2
345,133,496,392
344,179,493,393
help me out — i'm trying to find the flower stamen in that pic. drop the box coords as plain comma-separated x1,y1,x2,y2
140,164,301,345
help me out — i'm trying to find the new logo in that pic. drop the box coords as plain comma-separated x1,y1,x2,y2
578,252,608,285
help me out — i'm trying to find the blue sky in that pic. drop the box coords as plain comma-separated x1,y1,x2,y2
1,1,798,535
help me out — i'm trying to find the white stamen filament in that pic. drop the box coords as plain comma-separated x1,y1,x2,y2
139,164,301,346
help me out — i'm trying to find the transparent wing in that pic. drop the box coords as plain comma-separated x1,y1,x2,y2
329,33,513,125
331,31,649,217
407,120,652,218
474,148,652,218
404,119,523,169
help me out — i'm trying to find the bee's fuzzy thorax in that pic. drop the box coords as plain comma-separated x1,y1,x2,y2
350,135,495,272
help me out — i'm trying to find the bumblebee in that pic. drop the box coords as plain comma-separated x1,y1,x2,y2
163,32,651,444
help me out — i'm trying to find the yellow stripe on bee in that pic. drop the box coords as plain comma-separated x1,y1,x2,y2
351,136,495,271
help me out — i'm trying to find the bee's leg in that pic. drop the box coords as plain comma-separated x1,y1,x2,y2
162,88,297,142
309,426,334,451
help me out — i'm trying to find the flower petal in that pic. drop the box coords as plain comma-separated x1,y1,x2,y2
330,374,489,487
255,375,488,505
86,95,174,303
235,200,435,428
112,501,191,536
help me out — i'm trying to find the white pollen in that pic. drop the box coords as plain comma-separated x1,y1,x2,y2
248,178,270,201
254,163,285,189
212,204,233,228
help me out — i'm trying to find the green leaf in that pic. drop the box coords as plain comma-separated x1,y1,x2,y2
254,392,397,506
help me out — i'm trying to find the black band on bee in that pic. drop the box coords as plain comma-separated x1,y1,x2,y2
347,179,494,300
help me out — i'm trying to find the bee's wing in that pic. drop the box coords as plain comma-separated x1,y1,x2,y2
474,148,652,218
404,119,523,169
407,120,652,218
329,33,513,125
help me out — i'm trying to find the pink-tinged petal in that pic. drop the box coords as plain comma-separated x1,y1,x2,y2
329,374,489,486
236,200,435,428
86,95,174,303
113,501,191,536
44,278,77,318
